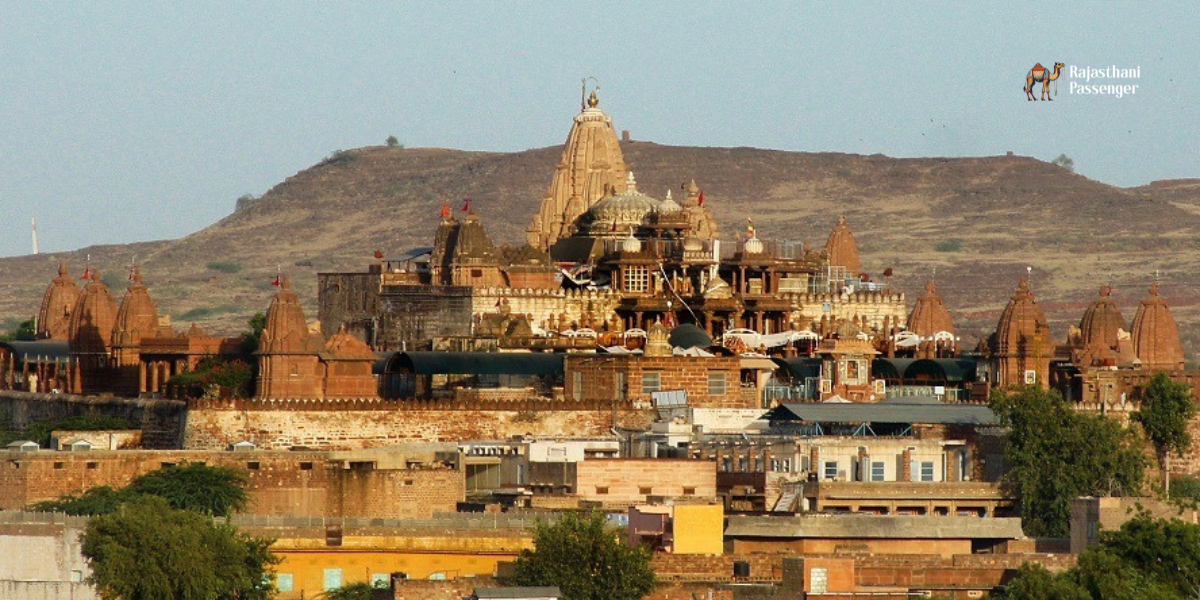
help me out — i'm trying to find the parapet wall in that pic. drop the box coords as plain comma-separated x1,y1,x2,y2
184,404,652,450
0,391,186,449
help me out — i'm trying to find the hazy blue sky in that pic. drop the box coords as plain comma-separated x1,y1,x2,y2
1,2,1196,258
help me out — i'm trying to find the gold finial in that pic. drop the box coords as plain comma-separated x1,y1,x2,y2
587,89,599,108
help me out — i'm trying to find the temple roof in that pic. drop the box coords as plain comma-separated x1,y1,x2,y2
1131,282,1185,369
825,216,861,275
993,277,1056,356
1078,285,1126,350
68,271,119,354
36,262,80,341
527,88,629,250
324,325,376,360
259,277,322,355
907,280,955,338
113,266,160,347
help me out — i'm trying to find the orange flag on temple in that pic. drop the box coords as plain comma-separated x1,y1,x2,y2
272,274,281,287
440,201,450,219
698,191,705,206
461,198,471,212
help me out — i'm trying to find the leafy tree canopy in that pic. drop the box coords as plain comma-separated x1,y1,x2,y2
82,496,278,600
0,318,36,341
990,386,1147,537
1134,373,1197,484
998,514,1200,600
31,462,248,517
321,582,378,600
511,511,655,600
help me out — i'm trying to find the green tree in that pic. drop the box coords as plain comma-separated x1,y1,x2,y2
990,387,1147,537
124,462,249,516
82,496,278,600
1051,153,1075,172
512,512,655,600
999,514,1200,600
0,318,37,341
1134,372,1197,496
241,312,267,357
385,135,400,148
30,486,130,516
321,582,378,599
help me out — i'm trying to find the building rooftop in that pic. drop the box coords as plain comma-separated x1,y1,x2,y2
764,401,997,426
725,514,1024,540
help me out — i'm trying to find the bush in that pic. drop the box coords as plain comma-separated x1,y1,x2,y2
325,149,360,166
385,135,401,149
206,261,243,274
934,239,962,252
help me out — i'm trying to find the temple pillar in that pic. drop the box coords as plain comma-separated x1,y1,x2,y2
139,362,147,394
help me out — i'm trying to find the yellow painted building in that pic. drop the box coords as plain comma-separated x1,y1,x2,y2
267,533,533,599
671,504,724,555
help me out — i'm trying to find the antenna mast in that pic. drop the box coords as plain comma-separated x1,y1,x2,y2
31,216,39,255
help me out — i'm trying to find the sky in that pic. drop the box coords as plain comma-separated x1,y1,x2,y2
0,1,1196,258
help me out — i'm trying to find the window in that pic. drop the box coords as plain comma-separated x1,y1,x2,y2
161,462,176,468
616,372,628,401
300,462,314,471
53,462,64,470
721,457,732,472
707,372,727,396
641,372,661,394
625,266,650,293
371,573,390,589
323,568,343,591
246,462,260,470
276,573,294,593
639,486,653,495
683,486,696,496
86,462,98,470
572,371,582,401
471,269,483,278
920,461,935,482
871,461,886,482
824,460,839,480
595,486,609,495
403,479,414,486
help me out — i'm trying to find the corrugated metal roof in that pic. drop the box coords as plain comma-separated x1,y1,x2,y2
0,341,71,363
725,515,1024,540
385,352,564,376
764,401,997,425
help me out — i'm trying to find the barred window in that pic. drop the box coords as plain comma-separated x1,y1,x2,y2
625,266,650,293
642,372,661,394
707,372,727,396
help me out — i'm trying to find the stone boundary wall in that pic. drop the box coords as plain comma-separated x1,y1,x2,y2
0,391,185,449
184,406,651,450
0,580,98,600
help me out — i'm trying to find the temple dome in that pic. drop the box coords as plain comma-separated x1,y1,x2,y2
1078,285,1126,349
682,236,704,252
621,235,643,253
657,189,682,215
68,271,119,354
1130,282,1185,370
743,236,764,255
907,280,955,338
994,277,1056,355
668,324,713,350
36,262,80,341
113,266,160,347
586,173,659,235
825,216,861,274
259,276,322,355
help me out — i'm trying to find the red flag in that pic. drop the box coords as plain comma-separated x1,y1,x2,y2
128,267,135,280
697,191,704,206
440,201,450,219
680,182,685,190
80,267,91,280
610,219,617,232
272,274,281,287
460,198,471,212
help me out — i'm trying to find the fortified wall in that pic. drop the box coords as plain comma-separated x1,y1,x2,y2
183,399,654,450
0,391,186,448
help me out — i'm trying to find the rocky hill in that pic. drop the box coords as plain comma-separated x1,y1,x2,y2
3,143,1199,355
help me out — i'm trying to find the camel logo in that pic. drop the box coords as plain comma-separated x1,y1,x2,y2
1024,62,1065,101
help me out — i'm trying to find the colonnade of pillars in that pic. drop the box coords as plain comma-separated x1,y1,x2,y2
1,353,68,393
139,359,186,394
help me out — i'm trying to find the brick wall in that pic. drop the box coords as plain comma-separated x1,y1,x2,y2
0,450,462,519
575,459,717,503
565,355,748,409
184,405,651,450
392,577,496,600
